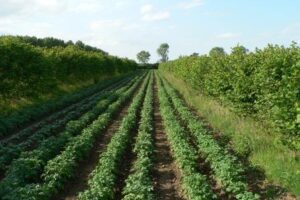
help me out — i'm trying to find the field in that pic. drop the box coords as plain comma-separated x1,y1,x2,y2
0,70,298,200
1,0,299,199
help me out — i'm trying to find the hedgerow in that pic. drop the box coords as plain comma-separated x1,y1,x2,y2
159,44,300,150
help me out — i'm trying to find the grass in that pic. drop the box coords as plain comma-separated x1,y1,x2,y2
160,70,300,197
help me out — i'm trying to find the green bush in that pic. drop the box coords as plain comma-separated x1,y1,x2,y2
159,43,300,149
0,35,137,99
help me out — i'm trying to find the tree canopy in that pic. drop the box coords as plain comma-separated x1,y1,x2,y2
209,47,226,57
157,43,169,62
137,50,151,64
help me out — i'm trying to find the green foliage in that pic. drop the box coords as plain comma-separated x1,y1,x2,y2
0,74,142,198
1,73,148,200
160,75,259,199
137,50,151,64
0,75,126,138
78,73,150,200
0,79,126,171
0,35,137,110
122,72,155,200
159,43,300,150
16,35,107,54
157,74,216,200
157,43,169,63
209,47,226,57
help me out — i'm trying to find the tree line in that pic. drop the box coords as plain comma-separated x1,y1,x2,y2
0,35,137,101
159,43,300,150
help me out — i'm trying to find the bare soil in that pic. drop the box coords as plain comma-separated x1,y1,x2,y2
152,78,184,200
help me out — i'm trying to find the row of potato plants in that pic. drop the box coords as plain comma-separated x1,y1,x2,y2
122,71,155,200
0,74,144,198
157,74,216,200
0,73,130,138
160,74,260,200
1,72,149,200
77,73,150,200
1,73,136,146
0,75,135,172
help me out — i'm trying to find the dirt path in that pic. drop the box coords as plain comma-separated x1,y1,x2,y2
152,79,184,200
51,87,139,200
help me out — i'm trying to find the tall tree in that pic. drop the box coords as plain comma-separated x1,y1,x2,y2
136,50,151,64
191,52,199,57
231,45,248,54
209,47,226,57
157,43,169,62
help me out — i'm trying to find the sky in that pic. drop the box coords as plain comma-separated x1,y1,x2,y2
0,0,300,62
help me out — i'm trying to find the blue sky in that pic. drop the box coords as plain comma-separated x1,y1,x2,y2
0,0,300,62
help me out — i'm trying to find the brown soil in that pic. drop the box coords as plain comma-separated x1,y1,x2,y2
152,78,184,200
51,84,139,200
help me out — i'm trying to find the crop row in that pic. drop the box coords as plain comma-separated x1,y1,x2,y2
159,74,260,200
122,71,155,200
1,72,149,200
0,73,146,198
3,72,148,200
0,73,131,138
0,74,138,172
1,73,136,146
157,74,216,200
78,72,151,200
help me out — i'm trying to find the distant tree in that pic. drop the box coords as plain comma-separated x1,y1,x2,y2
41,37,66,48
66,40,74,45
231,45,248,54
209,47,226,57
157,43,169,62
75,40,85,48
191,52,199,57
136,50,151,64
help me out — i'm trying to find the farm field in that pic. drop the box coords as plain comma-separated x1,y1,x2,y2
1,1,300,199
0,70,298,200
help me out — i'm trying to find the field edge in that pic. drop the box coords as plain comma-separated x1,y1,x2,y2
159,70,300,197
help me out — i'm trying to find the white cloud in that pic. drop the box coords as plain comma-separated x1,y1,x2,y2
216,32,241,39
83,33,120,48
0,0,68,18
89,19,123,31
0,18,59,38
68,2,102,13
281,23,300,35
179,0,204,9
140,4,170,22
141,4,153,14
